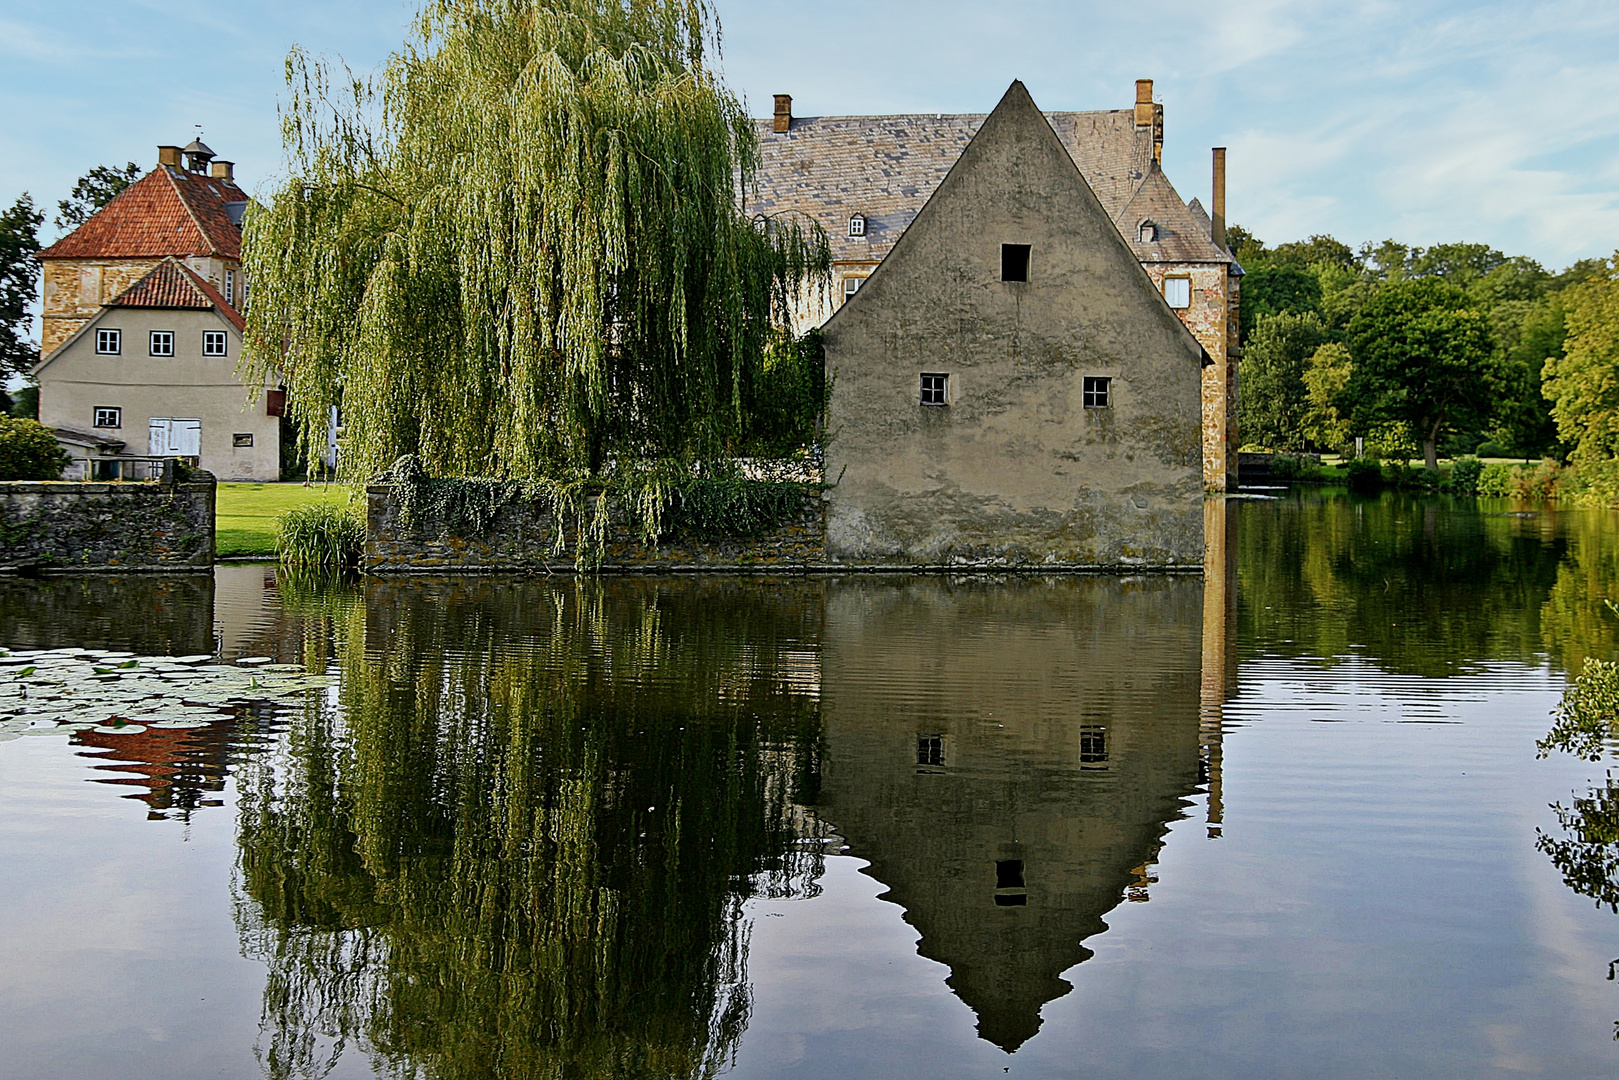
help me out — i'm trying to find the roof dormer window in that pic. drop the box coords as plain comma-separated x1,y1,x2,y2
848,214,866,238
1139,219,1158,243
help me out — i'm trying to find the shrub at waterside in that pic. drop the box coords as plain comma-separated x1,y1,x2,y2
0,415,68,480
276,501,365,569
240,0,831,486
1446,455,1484,494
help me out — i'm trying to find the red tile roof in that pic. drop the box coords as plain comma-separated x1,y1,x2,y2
40,166,247,260
109,257,245,332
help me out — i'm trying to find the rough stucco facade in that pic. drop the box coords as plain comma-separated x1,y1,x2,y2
820,82,1205,568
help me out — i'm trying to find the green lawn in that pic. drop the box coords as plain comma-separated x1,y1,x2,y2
216,482,356,558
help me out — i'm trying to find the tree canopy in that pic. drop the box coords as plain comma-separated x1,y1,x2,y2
1544,259,1619,461
1344,278,1493,470
0,194,42,379
241,0,830,483
55,163,141,231
1238,312,1326,451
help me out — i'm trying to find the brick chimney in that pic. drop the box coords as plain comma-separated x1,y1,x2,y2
1212,148,1227,249
773,94,792,134
158,145,183,168
210,160,235,183
1134,79,1164,165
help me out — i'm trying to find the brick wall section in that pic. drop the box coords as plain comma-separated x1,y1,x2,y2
1142,262,1239,490
365,485,830,573
41,259,162,356
0,472,215,572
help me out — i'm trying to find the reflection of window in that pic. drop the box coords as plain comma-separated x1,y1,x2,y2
920,373,948,406
1001,243,1030,282
917,734,943,767
203,330,227,357
1082,376,1111,409
149,330,174,357
995,859,1028,905
1081,725,1108,767
93,406,121,429
1163,276,1191,309
96,328,121,354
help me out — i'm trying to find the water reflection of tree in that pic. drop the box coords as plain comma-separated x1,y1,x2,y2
1238,490,1573,675
234,579,826,1079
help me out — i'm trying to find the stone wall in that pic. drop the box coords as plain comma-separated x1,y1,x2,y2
0,470,215,572
364,485,829,573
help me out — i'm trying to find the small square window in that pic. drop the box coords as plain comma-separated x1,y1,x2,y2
842,276,865,304
1163,276,1192,309
996,860,1025,889
920,373,948,406
203,330,227,357
995,893,1029,907
1139,220,1157,243
96,328,121,355
93,406,121,429
1083,376,1111,409
1001,243,1030,282
233,433,254,448
150,330,175,357
917,734,943,767
1080,725,1108,765
848,214,866,238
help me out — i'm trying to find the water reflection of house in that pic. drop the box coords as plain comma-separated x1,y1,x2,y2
0,574,214,655
73,721,238,821
816,576,1206,1051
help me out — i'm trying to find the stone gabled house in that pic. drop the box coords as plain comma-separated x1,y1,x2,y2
34,142,283,480
806,82,1209,567
752,77,1239,494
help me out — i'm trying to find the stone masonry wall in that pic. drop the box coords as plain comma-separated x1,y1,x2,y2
365,485,829,573
0,472,215,572
41,258,163,357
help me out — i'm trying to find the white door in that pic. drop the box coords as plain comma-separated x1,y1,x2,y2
148,418,202,457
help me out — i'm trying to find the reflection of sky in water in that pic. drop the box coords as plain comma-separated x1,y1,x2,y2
0,494,1617,1078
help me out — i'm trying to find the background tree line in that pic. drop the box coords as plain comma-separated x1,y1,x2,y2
1230,226,1619,473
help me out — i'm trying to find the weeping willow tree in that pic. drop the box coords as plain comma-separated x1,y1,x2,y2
235,577,828,1079
241,0,830,482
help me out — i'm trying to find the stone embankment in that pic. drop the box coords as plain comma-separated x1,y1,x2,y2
0,465,215,573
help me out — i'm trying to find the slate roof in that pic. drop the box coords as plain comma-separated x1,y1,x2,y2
107,257,245,332
40,165,247,260
751,110,1234,267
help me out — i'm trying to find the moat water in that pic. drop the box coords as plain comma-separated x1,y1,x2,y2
2,490,1618,1079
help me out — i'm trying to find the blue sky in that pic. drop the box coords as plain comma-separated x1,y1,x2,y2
2,0,1616,267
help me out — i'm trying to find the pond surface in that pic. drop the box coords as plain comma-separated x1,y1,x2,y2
2,491,1618,1079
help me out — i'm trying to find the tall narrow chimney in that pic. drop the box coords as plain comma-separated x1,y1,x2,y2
1212,147,1228,250
1134,79,1154,127
773,94,793,134
158,145,182,168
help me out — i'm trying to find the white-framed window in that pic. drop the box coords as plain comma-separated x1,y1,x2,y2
1083,376,1111,408
149,330,175,357
224,269,236,305
95,328,121,355
93,406,121,429
848,214,866,238
920,372,948,406
203,330,227,357
842,275,865,304
1080,725,1108,766
1163,276,1192,309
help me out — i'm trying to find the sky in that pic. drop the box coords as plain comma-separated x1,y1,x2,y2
2,0,1617,268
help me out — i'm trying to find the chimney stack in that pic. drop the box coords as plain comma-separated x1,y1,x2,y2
773,94,793,134
158,145,182,168
1212,148,1227,249
1134,79,1154,127
210,160,235,183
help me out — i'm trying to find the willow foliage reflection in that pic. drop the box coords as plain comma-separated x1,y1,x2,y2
235,579,826,1079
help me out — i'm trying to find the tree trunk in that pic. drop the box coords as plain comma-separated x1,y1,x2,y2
1424,424,1440,472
